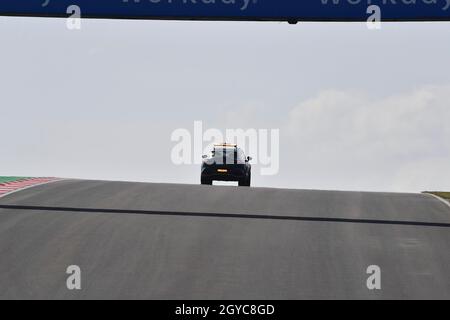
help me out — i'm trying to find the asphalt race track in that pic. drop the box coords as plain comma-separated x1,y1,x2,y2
0,179,449,299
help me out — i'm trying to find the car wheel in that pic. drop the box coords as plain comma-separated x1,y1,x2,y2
239,174,251,187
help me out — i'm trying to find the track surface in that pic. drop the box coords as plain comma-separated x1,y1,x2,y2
0,179,449,299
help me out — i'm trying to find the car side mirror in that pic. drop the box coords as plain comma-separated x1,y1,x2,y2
202,155,208,159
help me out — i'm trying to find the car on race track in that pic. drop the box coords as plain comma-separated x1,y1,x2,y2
201,143,252,186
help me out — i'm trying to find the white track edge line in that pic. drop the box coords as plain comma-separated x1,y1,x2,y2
424,193,450,210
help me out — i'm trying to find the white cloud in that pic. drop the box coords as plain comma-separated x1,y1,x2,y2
284,85,450,192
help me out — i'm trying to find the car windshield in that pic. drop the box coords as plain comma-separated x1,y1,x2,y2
212,148,245,163
212,148,234,157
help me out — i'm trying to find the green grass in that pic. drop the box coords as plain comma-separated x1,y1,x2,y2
424,192,450,201
0,177,30,184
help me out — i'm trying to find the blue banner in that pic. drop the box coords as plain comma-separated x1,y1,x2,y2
0,0,449,22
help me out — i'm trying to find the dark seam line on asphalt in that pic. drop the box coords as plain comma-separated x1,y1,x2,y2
0,204,449,228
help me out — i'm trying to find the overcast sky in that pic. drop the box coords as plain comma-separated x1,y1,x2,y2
0,18,449,192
